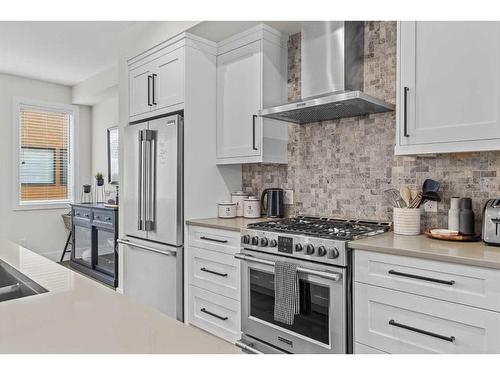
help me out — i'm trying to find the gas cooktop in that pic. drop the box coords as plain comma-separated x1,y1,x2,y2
247,216,391,241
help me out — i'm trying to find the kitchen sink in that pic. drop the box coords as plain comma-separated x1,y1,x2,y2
0,259,48,302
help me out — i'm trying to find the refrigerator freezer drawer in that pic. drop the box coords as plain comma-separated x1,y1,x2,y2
121,237,183,321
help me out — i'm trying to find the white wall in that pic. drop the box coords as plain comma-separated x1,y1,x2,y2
0,73,91,261
91,95,118,181
72,66,118,106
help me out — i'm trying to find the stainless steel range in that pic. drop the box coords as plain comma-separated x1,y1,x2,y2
235,216,391,354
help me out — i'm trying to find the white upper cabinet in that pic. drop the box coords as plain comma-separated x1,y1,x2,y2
128,37,189,122
217,40,262,159
152,48,185,112
216,25,288,165
396,21,500,155
129,61,155,118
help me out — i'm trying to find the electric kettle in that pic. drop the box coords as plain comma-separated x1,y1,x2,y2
261,188,285,218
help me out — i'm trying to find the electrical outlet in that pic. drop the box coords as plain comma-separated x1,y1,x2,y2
284,189,294,205
423,200,438,213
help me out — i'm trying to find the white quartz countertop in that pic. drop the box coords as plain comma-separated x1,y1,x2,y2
0,239,240,354
350,232,500,270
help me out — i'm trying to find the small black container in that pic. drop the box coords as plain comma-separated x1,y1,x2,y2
459,197,475,235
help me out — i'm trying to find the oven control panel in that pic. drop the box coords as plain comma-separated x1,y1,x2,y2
277,236,293,254
240,229,347,267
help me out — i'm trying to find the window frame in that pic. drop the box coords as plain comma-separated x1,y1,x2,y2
12,97,79,211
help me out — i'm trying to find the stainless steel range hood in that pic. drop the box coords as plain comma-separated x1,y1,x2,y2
260,21,394,124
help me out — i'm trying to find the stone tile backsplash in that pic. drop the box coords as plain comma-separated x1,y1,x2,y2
242,21,496,232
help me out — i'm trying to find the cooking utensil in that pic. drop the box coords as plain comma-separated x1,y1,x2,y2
422,191,441,202
409,192,423,208
423,179,440,193
400,186,412,207
384,189,405,208
410,189,419,201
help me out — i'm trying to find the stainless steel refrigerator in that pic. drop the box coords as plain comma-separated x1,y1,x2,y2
119,114,183,321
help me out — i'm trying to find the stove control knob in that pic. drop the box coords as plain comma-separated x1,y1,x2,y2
305,244,315,255
317,246,327,257
269,239,277,247
294,243,303,252
242,235,251,244
327,247,340,259
259,237,269,247
251,236,259,246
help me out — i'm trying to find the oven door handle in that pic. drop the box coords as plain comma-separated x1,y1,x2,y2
235,340,264,354
234,253,342,281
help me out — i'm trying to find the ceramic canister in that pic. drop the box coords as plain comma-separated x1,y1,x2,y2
231,191,249,217
218,202,237,218
243,196,261,218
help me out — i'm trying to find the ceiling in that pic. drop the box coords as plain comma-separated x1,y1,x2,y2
188,21,303,42
0,21,137,86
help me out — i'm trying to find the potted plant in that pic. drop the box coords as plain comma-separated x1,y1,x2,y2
95,172,104,186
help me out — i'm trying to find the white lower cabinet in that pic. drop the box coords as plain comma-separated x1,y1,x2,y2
354,250,500,353
186,225,241,343
188,285,241,343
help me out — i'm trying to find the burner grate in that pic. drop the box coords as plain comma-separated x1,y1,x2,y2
248,216,391,240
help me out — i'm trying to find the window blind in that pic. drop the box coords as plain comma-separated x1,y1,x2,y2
19,107,73,204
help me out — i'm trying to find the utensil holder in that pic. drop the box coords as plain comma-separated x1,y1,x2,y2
393,208,421,235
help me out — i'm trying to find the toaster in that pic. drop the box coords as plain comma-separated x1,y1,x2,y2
482,199,500,246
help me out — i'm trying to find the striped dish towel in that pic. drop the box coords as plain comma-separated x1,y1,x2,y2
274,260,300,325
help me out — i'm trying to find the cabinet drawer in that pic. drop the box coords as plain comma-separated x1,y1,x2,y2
92,209,115,228
188,226,240,255
354,342,388,354
355,282,500,353
189,247,240,300
188,285,241,343
73,207,91,221
354,250,500,312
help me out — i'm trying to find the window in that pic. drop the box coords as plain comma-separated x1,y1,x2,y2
20,147,56,184
14,99,76,209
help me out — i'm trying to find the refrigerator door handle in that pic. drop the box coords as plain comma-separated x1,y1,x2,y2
149,132,156,230
144,134,150,230
142,129,155,231
118,239,177,257
137,131,144,230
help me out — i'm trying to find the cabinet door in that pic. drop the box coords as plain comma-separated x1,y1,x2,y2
400,21,500,146
217,40,262,159
129,62,153,118
151,48,185,112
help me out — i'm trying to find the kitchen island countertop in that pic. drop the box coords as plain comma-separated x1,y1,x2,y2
350,232,500,269
0,239,240,354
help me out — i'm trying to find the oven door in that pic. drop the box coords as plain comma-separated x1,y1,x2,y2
238,249,346,354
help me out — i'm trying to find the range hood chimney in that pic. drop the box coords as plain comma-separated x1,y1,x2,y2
260,21,394,124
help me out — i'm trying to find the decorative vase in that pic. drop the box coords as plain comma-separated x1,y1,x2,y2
448,197,460,232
